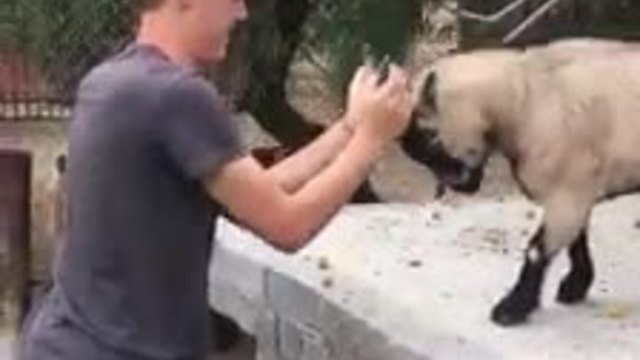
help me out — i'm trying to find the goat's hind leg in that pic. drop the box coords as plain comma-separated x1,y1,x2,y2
557,229,594,304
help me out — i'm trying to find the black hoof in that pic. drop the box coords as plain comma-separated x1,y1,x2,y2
556,273,592,305
490,295,538,326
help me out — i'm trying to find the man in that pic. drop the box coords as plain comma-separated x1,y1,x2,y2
18,0,413,359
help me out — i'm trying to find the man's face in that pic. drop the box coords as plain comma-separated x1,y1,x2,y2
181,0,248,64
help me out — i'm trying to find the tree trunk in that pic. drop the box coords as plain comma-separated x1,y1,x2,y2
213,0,380,202
214,0,321,148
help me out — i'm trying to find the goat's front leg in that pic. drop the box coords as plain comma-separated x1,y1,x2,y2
490,224,549,326
491,193,592,326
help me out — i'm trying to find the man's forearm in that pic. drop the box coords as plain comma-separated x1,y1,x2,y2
278,129,386,248
206,128,386,253
266,119,354,193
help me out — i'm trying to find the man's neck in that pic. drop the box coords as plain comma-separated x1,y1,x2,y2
136,13,194,68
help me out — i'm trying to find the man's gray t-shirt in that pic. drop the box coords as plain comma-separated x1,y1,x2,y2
23,44,242,359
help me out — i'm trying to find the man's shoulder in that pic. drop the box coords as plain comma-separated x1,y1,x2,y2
78,45,202,101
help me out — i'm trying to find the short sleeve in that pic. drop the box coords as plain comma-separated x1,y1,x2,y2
157,76,243,180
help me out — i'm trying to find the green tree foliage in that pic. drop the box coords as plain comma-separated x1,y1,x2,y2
303,0,426,92
6,0,640,116
11,0,132,93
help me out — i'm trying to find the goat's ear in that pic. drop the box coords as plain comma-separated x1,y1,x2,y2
421,71,438,110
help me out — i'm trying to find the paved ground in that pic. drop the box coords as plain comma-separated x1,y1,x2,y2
5,196,640,359
210,197,640,360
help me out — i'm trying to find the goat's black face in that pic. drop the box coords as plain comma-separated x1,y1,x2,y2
400,118,484,194
402,69,486,194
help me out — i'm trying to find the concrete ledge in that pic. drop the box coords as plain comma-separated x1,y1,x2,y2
209,197,640,360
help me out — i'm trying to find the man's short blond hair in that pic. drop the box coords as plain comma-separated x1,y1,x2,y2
134,0,164,12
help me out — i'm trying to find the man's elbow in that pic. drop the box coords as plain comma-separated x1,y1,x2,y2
263,220,317,254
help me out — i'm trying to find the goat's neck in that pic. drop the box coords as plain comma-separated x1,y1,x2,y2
483,66,528,164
